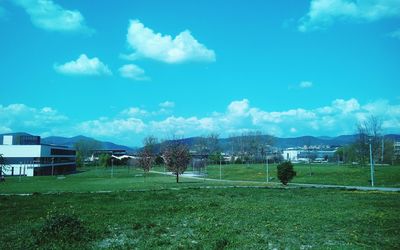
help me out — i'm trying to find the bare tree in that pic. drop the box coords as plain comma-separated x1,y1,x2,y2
138,136,158,178
241,131,263,164
355,116,383,165
163,140,191,183
206,133,220,155
229,132,274,164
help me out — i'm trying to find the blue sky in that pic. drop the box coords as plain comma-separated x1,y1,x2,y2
0,0,399,146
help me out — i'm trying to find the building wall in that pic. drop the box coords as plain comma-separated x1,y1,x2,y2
282,150,299,161
0,144,76,177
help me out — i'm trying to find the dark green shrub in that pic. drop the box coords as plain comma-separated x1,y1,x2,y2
35,210,91,245
234,158,243,164
277,161,296,185
215,237,229,249
155,155,164,165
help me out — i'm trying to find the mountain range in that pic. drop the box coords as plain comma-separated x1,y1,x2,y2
0,133,134,151
1,133,400,152
41,135,135,151
166,134,399,150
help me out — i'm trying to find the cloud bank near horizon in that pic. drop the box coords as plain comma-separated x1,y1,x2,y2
1,98,399,146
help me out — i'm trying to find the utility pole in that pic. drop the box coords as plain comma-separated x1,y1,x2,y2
111,158,114,178
343,147,345,165
381,137,384,163
51,158,54,176
219,154,222,180
369,139,375,187
266,153,269,183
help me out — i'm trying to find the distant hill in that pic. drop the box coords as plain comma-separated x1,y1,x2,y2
42,135,135,151
2,132,399,152
0,132,135,151
152,134,400,152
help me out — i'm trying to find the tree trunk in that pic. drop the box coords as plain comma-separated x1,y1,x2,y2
176,172,179,183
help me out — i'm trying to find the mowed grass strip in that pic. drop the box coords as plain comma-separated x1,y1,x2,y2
206,164,400,187
0,188,399,249
1,164,400,194
0,166,269,194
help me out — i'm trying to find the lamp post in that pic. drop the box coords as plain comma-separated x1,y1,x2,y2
369,139,375,187
266,153,269,183
51,158,54,176
219,154,222,180
111,158,114,178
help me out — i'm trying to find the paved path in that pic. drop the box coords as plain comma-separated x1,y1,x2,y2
151,171,400,192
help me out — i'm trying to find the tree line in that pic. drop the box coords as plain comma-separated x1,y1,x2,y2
335,116,399,165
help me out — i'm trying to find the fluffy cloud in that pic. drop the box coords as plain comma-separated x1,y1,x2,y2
2,98,399,146
12,0,92,33
54,54,112,76
77,117,146,137
299,0,400,32
124,19,216,63
150,116,217,136
332,98,360,113
227,99,250,116
0,104,68,134
119,64,149,81
120,107,148,117
159,101,175,109
299,81,313,88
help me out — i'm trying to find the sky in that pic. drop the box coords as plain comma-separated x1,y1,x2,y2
0,0,399,147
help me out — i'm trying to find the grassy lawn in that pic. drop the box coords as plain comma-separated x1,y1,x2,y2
0,166,268,194
1,188,399,249
206,163,400,187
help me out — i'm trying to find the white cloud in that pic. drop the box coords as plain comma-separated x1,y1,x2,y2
159,101,175,108
2,98,399,146
150,116,217,136
0,103,68,134
12,0,93,33
299,81,313,88
332,98,360,113
54,54,112,76
118,64,149,81
227,99,250,116
77,117,146,137
299,0,400,32
120,107,148,117
124,19,216,63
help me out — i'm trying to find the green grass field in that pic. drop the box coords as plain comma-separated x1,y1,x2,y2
1,187,399,249
1,164,399,195
0,166,261,194
206,163,400,187
1,166,399,249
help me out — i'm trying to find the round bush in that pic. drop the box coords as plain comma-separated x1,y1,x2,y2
277,161,296,185
35,211,91,245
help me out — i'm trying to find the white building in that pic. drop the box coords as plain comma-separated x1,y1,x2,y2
0,134,76,177
282,149,300,162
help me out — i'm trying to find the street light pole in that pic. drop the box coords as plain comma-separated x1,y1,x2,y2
266,153,269,183
51,158,54,176
381,137,384,163
111,158,114,178
219,154,222,180
369,139,375,187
